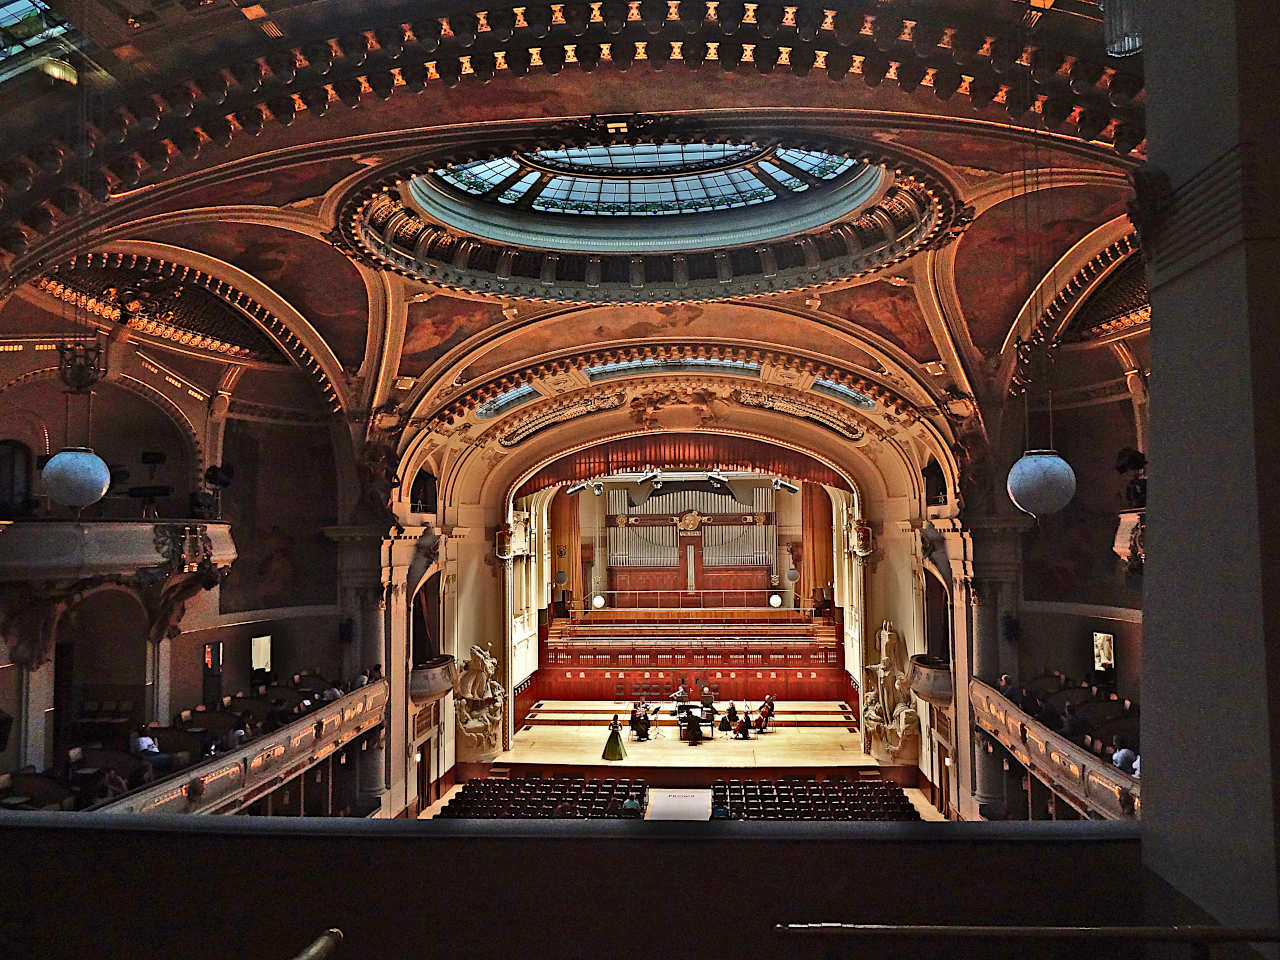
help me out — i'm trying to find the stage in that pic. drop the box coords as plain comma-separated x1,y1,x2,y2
498,699,874,777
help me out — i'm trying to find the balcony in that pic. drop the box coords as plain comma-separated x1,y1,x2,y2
410,655,456,704
93,680,388,815
0,519,235,580
906,654,953,708
970,678,1139,820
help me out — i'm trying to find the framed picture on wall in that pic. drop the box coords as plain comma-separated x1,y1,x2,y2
1093,632,1115,672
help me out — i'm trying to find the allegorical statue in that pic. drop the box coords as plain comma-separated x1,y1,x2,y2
863,620,921,765
453,644,505,759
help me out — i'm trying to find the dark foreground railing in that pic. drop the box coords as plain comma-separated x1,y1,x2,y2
777,924,1280,958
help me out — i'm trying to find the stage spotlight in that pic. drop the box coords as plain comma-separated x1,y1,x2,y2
771,477,800,493
638,469,661,484
565,481,590,495
591,481,604,496
708,471,728,486
768,593,783,608
592,594,606,609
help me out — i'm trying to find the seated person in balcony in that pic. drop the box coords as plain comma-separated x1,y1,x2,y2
130,726,171,769
368,664,383,682
352,669,370,689
265,699,293,731
1111,735,1138,775
102,768,129,799
1019,688,1041,715
1036,699,1063,732
321,685,344,703
1059,702,1084,740
1132,754,1141,779
998,674,1017,699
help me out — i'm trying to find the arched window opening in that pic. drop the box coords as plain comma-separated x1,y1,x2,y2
410,469,438,514
0,439,33,518
922,457,947,506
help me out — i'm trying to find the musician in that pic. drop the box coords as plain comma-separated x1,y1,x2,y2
685,707,704,746
734,713,752,740
725,702,739,725
718,711,733,734
629,703,644,739
634,704,651,742
700,686,715,707
670,683,689,702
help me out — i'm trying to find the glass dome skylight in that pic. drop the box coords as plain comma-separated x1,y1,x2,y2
431,143,858,218
409,140,886,255
584,356,761,380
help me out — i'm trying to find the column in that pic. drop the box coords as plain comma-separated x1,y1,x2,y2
970,583,1004,815
1142,0,1280,931
20,662,53,771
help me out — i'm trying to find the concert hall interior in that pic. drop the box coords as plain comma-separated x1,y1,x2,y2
0,0,1278,958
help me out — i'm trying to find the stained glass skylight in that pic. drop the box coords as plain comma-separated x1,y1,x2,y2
812,378,877,410
584,357,761,380
430,143,860,218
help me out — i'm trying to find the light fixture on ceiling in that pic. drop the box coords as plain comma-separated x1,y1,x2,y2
707,471,728,486
771,477,800,494
565,481,591,495
638,469,661,485
591,481,604,496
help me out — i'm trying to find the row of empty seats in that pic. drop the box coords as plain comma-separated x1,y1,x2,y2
436,775,648,819
712,777,920,821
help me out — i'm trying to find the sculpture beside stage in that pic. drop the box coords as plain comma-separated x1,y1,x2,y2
454,644,505,761
863,620,921,765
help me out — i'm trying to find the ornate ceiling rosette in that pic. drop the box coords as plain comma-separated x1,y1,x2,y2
335,121,967,303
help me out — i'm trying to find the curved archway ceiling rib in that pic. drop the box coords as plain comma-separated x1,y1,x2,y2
513,433,852,501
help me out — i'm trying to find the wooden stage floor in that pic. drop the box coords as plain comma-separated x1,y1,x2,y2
501,699,873,770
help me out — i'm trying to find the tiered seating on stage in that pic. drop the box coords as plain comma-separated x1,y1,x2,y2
711,777,920,821
436,775,648,819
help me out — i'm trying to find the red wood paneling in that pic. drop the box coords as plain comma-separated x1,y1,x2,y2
537,666,856,703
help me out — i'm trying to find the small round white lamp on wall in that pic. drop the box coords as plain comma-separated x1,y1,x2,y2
768,593,783,608
1006,449,1076,519
41,446,111,510
591,594,606,610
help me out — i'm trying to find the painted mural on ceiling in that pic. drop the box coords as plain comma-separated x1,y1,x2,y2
134,158,365,218
952,184,1133,357
400,294,507,378
458,302,887,381
818,281,940,362
139,221,370,370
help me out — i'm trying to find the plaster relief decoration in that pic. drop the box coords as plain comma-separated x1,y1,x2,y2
497,389,626,447
454,643,505,760
863,619,921,765
730,388,867,443
629,385,727,430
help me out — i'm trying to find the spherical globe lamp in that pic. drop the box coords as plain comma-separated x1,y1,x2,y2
41,446,111,509
591,594,606,610
1007,449,1076,518
768,593,783,608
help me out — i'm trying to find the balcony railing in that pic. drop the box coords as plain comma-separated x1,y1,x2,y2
0,519,235,580
970,678,1139,820
93,680,388,815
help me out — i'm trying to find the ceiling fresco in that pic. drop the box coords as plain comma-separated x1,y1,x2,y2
818,281,940,362
455,301,891,383
401,294,508,378
139,220,371,370
952,183,1132,356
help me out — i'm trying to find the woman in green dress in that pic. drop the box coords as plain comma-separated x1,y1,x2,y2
602,714,627,761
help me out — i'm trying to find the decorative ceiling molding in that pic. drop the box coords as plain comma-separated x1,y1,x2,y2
336,126,966,304
61,239,350,413
0,2,1144,274
424,342,916,429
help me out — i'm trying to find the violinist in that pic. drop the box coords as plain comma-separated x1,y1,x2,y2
725,702,739,725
